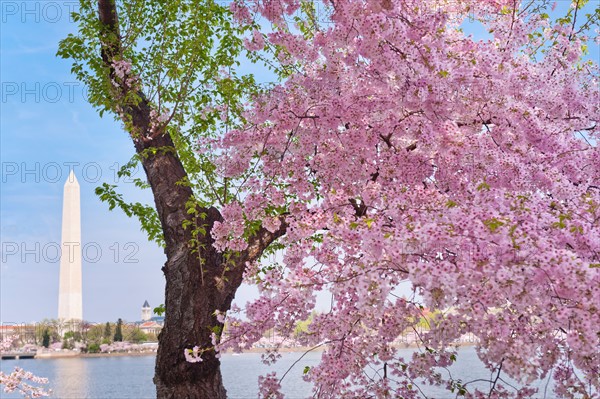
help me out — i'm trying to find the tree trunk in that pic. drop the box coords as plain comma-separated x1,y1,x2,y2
155,275,228,398
154,250,229,399
133,134,227,398
96,2,287,397
137,135,285,398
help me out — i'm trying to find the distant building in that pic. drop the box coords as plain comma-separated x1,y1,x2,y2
139,321,163,336
137,301,164,338
141,300,152,321
0,324,37,345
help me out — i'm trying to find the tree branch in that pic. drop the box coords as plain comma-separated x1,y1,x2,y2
97,0,199,256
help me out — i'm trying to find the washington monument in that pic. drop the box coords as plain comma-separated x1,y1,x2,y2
58,170,83,321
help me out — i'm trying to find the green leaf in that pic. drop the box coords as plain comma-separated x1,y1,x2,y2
483,218,505,233
476,181,490,191
446,200,457,208
153,304,165,316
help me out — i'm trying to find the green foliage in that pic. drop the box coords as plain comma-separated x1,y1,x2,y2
524,1,600,60
87,343,101,353
295,1,319,40
85,324,106,345
35,319,61,344
153,304,166,316
448,379,468,396
182,199,208,262
42,330,50,348
483,218,505,233
103,322,112,340
114,318,124,342
63,331,82,341
146,332,158,342
127,328,148,343
294,311,316,337
413,310,443,329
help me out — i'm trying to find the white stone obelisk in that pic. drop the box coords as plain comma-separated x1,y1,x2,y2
58,170,83,322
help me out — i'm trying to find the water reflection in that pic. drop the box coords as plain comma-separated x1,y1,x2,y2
50,357,88,398
0,348,577,398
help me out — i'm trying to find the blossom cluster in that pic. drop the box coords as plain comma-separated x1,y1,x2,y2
110,60,138,89
0,367,50,399
148,108,171,137
99,341,145,353
184,331,221,363
0,336,50,398
183,346,204,363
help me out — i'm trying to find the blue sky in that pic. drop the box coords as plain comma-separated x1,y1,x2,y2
1,1,169,323
1,1,598,324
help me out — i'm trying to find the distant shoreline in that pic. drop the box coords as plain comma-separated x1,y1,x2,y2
31,341,477,360
34,350,157,359
81,351,157,358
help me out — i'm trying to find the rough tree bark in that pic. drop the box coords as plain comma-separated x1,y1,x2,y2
97,1,286,397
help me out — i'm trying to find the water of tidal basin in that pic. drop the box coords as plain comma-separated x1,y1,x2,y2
1,347,557,398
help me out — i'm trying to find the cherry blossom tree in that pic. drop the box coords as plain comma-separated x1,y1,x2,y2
210,0,599,398
59,0,598,397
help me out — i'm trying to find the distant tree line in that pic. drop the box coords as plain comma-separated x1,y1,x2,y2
0,319,157,353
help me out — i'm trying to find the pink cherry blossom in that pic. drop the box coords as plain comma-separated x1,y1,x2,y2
0,337,50,398
183,346,204,363
215,1,600,397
